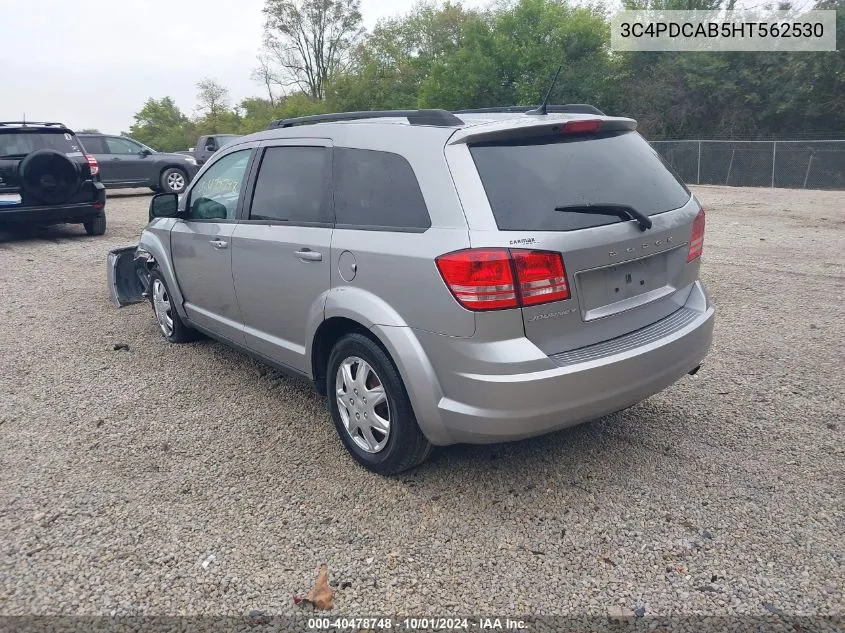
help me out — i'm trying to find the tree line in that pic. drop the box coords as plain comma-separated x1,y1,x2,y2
127,0,845,152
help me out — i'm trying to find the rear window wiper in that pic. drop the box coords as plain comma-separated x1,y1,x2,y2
554,203,653,231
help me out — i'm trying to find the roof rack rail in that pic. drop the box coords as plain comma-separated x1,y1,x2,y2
0,121,67,128
453,104,606,116
268,109,464,129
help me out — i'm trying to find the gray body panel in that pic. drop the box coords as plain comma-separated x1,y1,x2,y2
233,223,331,372
108,111,714,448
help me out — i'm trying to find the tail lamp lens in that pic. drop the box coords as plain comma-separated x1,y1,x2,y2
436,248,569,311
688,209,705,262
85,154,99,176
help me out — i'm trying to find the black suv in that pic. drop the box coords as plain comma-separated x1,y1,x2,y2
0,122,107,235
77,133,199,194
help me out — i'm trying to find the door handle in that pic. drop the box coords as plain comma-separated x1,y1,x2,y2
295,248,322,262
209,239,228,250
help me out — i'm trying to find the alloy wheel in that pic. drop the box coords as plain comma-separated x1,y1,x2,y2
335,356,391,453
152,278,174,337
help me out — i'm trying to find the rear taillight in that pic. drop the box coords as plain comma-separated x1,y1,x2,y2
687,209,705,262
85,153,99,176
511,250,570,306
435,249,518,310
436,248,569,311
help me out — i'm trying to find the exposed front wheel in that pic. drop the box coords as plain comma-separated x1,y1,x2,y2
83,210,106,236
149,271,198,343
160,167,188,194
327,333,432,475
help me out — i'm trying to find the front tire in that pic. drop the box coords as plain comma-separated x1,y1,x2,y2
160,167,188,194
327,333,432,475
149,270,198,343
83,210,106,236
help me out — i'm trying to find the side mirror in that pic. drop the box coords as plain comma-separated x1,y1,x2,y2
192,197,227,220
139,148,152,157
149,193,180,220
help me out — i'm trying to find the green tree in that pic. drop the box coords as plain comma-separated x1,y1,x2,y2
418,0,617,110
128,97,193,152
262,0,364,100
194,78,240,135
328,1,481,111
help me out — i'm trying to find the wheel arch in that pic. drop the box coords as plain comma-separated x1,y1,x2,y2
157,162,189,189
137,227,189,319
311,300,452,445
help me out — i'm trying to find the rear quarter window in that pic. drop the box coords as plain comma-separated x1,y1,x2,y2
333,147,431,231
0,130,83,156
78,136,108,153
469,131,691,232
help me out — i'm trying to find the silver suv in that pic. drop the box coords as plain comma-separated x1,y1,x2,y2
108,107,715,475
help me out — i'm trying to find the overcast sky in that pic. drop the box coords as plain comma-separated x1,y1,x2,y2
0,0,487,135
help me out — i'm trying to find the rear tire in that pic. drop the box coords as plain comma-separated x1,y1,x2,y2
327,333,432,475
83,210,106,236
160,167,188,194
149,270,198,343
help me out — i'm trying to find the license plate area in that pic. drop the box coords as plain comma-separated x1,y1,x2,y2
576,251,673,320
0,193,22,206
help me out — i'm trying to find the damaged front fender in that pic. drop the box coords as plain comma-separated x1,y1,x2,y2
107,246,151,307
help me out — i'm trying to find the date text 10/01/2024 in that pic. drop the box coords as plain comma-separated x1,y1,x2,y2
307,618,528,630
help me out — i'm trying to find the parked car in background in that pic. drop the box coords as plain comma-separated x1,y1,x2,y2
192,134,242,165
78,133,199,194
0,121,106,235
108,107,714,475
176,134,243,165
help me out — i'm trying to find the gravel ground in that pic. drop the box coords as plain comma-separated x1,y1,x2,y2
0,186,842,620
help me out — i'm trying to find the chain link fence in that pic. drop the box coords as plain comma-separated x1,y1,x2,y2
650,140,845,190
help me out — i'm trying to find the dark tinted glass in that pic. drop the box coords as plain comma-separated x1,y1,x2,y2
334,148,430,230
469,131,691,232
0,131,83,156
78,136,108,154
249,146,331,223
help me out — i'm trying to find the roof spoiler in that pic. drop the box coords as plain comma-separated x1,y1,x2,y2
448,116,637,145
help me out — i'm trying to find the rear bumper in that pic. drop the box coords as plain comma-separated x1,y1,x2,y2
0,184,105,225
409,281,715,445
0,202,104,224
107,246,150,307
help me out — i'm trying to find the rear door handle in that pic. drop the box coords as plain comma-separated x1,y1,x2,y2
295,248,322,262
209,239,228,250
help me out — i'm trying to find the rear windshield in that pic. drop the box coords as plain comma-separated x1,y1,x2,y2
0,130,83,158
469,131,691,232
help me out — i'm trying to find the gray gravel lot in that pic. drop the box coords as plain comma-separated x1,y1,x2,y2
0,186,842,619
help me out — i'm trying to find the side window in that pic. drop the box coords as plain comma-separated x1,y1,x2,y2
187,149,252,221
80,136,108,154
105,137,142,155
333,148,431,230
248,146,331,224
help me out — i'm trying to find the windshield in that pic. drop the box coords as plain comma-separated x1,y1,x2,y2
0,130,83,157
469,131,691,232
217,135,240,148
